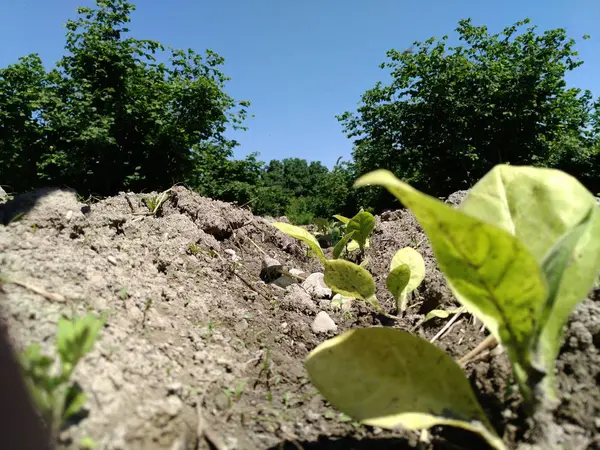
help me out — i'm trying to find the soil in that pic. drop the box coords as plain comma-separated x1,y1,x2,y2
0,186,598,450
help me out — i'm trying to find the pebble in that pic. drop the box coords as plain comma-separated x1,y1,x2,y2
311,311,337,333
302,272,332,299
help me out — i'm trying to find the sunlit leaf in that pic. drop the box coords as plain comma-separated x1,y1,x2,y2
388,247,425,312
355,169,547,386
305,328,506,450
324,259,381,310
272,222,325,262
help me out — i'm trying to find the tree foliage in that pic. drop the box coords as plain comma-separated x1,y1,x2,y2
1,0,248,195
339,18,599,210
1,7,599,223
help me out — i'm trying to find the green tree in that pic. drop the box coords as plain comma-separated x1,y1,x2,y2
0,0,249,196
339,18,596,209
0,54,52,192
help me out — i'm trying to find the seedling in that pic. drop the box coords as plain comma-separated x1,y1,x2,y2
386,247,425,314
305,164,600,449
141,188,172,215
187,243,202,255
223,381,246,408
271,221,422,316
141,298,152,329
20,313,104,443
333,211,375,257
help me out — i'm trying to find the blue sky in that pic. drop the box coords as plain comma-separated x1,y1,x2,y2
1,0,599,168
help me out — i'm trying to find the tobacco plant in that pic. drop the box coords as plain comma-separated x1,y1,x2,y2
304,165,600,450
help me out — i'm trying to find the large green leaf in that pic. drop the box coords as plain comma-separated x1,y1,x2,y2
535,207,600,399
459,165,594,261
346,211,375,252
272,222,325,262
323,259,381,310
458,165,600,399
305,328,506,450
388,247,425,312
355,170,547,377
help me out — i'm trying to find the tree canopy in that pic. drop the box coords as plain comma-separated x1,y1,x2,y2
1,2,599,223
338,18,600,209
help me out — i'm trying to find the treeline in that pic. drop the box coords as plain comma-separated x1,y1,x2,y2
2,0,599,224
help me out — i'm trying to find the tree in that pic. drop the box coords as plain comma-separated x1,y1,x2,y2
0,0,249,196
339,18,597,209
0,54,52,192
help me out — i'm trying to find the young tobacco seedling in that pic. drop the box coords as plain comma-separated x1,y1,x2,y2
305,164,600,450
20,313,104,443
386,247,425,314
270,222,383,312
333,211,375,257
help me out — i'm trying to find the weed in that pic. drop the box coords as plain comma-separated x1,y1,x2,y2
20,313,104,443
223,381,246,408
187,243,201,255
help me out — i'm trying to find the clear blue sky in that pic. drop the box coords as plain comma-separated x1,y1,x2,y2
1,0,599,168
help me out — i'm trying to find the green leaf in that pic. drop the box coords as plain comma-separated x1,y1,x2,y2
271,222,325,262
355,170,547,381
63,382,86,420
347,237,369,252
333,214,351,224
56,317,75,366
323,259,381,310
459,164,600,399
305,328,506,450
423,308,462,323
346,211,375,252
332,231,355,259
385,264,411,309
388,247,425,312
535,207,600,399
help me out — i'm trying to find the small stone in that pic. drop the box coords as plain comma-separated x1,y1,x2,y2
167,382,183,396
163,395,183,417
107,255,118,265
65,210,73,221
302,273,332,299
224,248,240,262
312,311,337,333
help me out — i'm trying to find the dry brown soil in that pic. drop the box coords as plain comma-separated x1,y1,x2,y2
0,186,598,450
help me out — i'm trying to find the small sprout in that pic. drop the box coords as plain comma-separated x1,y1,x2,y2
187,243,201,255
116,287,128,306
223,381,246,408
142,299,152,329
346,211,375,256
386,247,425,314
79,436,97,449
20,314,104,443
143,188,171,215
